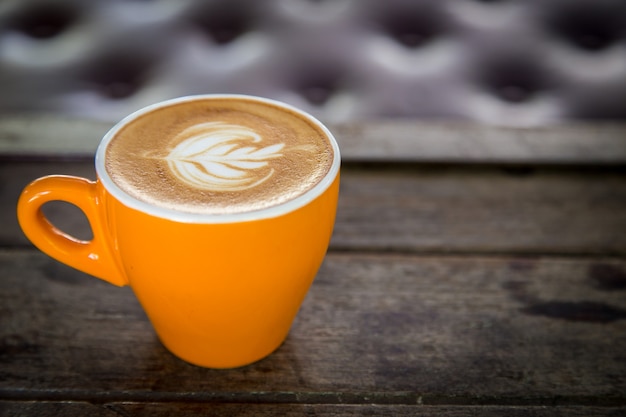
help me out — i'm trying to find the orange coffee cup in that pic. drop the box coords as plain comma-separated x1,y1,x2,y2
17,95,340,368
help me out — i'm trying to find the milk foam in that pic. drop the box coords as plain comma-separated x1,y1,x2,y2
102,96,335,216
162,122,285,191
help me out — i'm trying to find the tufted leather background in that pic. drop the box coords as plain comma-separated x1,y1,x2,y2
1,0,625,126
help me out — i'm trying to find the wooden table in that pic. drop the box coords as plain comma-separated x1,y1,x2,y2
1,118,625,416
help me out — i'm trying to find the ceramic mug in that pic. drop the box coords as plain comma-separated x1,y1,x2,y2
17,95,341,368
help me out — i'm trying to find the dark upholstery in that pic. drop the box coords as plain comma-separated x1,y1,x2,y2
1,0,625,125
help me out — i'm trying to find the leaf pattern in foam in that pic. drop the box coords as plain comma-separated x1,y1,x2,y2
164,122,284,191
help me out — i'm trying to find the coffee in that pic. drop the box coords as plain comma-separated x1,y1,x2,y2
104,97,334,215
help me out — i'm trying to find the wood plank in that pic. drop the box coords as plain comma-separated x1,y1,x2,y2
0,116,111,158
3,162,625,255
2,401,625,417
332,165,626,255
334,121,626,164
1,250,625,405
0,401,118,417
1,116,626,164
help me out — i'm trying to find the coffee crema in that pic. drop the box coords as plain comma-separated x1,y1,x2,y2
105,97,334,215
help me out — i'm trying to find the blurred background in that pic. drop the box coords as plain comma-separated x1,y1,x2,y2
1,0,625,127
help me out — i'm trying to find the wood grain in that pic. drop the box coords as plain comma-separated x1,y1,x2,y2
3,162,625,255
2,119,625,415
1,250,625,406
2,401,626,417
2,116,625,164
332,165,626,255
333,121,626,164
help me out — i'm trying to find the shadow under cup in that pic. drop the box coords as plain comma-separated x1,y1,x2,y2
17,95,341,368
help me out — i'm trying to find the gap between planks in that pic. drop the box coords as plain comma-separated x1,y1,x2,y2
1,388,626,407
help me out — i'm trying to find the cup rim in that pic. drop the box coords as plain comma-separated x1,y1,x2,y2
95,94,341,224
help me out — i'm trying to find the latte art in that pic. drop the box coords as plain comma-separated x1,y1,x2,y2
161,122,285,191
103,96,334,215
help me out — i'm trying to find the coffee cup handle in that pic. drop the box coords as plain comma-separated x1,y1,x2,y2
17,175,128,286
